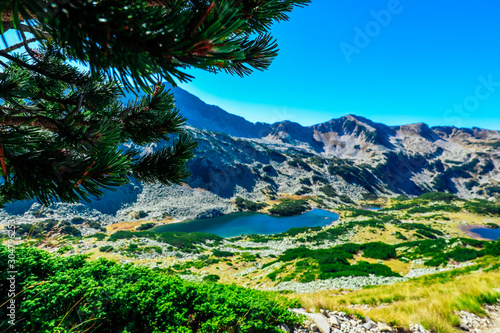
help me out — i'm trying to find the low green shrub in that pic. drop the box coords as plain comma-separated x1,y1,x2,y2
398,223,444,239
212,249,234,257
269,199,310,216
16,220,81,237
273,246,400,279
235,197,267,212
339,243,361,254
362,242,397,260
319,185,337,197
287,158,312,171
299,178,312,186
59,221,82,237
71,217,85,224
465,180,480,191
407,205,461,214
308,156,326,167
447,248,479,262
144,246,163,254
279,226,322,237
338,195,354,204
57,245,73,254
424,257,448,267
464,200,500,216
99,245,114,252
362,193,379,201
312,175,328,184
240,252,257,262
108,230,135,241
262,165,276,175
0,245,300,333
109,231,221,249
137,222,155,230
86,232,107,241
295,186,312,195
395,232,408,240
485,240,500,256
87,221,103,229
301,225,349,242
417,192,461,202
203,274,221,283
396,238,490,265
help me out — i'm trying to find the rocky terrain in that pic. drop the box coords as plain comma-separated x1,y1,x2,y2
3,173,500,333
1,83,499,224
289,308,430,333
284,305,500,333
457,304,500,333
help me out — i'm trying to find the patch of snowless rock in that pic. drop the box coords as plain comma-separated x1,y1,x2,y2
282,308,430,333
0,202,113,224
405,261,475,279
113,183,235,221
0,184,234,225
457,304,500,333
267,275,407,294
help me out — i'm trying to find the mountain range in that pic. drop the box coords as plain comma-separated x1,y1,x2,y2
168,83,500,197
1,84,499,223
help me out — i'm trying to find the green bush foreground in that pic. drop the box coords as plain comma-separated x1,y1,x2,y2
0,245,300,333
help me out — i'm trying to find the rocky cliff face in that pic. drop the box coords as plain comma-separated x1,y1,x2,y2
184,118,499,199
2,86,499,223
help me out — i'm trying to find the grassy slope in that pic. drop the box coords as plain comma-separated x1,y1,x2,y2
297,258,500,333
293,194,500,333
6,193,500,332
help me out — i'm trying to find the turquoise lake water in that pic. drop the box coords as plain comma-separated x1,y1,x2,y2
470,228,500,241
152,208,339,238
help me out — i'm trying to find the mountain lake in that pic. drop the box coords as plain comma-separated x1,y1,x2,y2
152,208,339,238
470,227,500,241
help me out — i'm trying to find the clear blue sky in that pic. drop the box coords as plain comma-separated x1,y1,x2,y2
178,0,500,130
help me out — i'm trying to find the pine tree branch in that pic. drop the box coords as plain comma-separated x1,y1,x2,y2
19,28,40,61
191,2,216,36
0,50,82,86
0,115,60,131
1,37,37,53
64,94,84,122
0,104,44,115
35,92,79,106
18,23,51,39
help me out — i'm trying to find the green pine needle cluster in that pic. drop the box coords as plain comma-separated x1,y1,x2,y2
0,0,310,205
0,46,196,205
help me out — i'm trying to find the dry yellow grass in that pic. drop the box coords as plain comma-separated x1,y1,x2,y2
447,212,500,225
105,219,174,232
350,224,405,244
349,255,412,276
106,221,144,232
187,254,278,288
296,267,500,333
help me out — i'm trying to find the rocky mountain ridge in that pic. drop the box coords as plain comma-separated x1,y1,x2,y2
1,85,499,223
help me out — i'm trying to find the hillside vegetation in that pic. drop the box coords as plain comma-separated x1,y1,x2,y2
2,193,500,332
0,245,299,333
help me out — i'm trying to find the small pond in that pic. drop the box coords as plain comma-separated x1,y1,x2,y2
470,227,500,241
152,208,339,238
